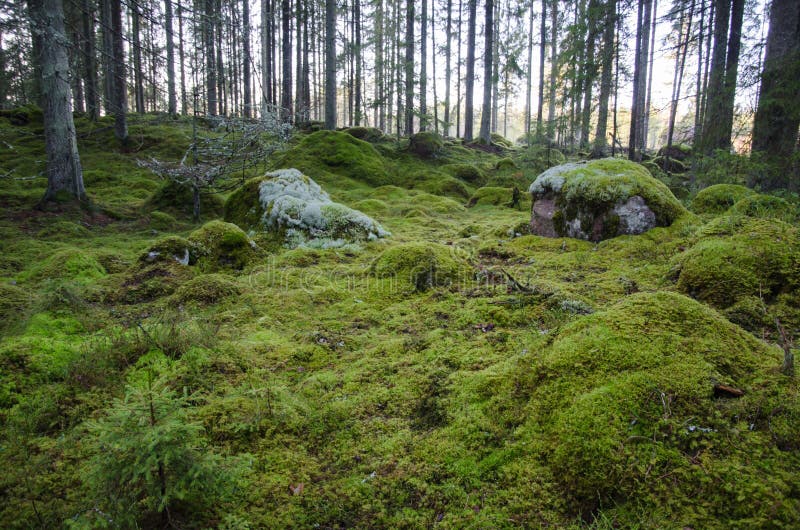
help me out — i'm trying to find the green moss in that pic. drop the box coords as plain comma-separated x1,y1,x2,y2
409,131,445,158
36,221,91,239
188,220,258,271
441,163,486,185
22,248,106,285
0,283,33,333
272,130,390,186
467,186,519,208
145,180,225,219
370,242,472,291
691,184,756,214
148,210,177,231
412,173,471,199
727,193,797,222
516,145,566,173
490,133,514,148
343,126,384,143
406,193,465,214
172,273,241,304
672,217,799,308
495,157,517,170
223,176,264,229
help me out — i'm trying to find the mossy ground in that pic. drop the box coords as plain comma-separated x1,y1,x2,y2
1,114,799,529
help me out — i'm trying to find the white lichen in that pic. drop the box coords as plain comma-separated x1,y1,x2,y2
528,162,586,195
258,168,390,248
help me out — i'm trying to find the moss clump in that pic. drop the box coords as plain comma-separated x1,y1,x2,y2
118,237,199,302
36,221,91,239
370,242,472,291
652,155,687,173
148,210,177,231
271,130,390,186
187,220,258,271
691,184,755,214
495,157,517,170
727,193,797,222
24,248,106,285
0,104,44,126
407,193,465,214
0,283,32,332
441,163,486,185
671,217,799,308
172,273,241,304
409,131,444,158
516,145,566,173
467,186,517,208
139,236,201,266
526,291,780,513
490,133,513,148
145,180,225,219
352,199,389,215
529,158,688,231
412,173,471,199
657,142,692,161
343,126,384,143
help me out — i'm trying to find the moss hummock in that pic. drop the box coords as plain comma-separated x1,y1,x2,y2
145,180,225,219
187,220,258,271
727,193,797,222
691,184,755,214
468,186,518,208
172,273,241,304
441,163,486,185
409,131,445,158
271,130,390,186
0,283,32,332
22,248,106,285
370,242,472,292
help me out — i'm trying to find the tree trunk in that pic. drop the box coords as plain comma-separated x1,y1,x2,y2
478,0,493,142
456,0,463,137
464,0,476,140
536,0,546,138
241,0,252,117
642,0,657,149
164,0,177,116
324,0,336,129
404,0,415,135
546,0,557,143
28,0,85,201
593,0,616,157
667,0,694,156
205,0,217,115
444,0,452,136
718,0,744,148
80,0,98,120
355,0,362,125
581,0,599,148
524,2,534,140
131,4,144,114
420,0,428,130
751,0,800,189
699,0,731,154
110,0,127,141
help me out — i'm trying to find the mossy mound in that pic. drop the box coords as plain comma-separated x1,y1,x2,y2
370,242,472,292
490,133,514,148
441,163,486,185
657,142,692,161
145,180,225,219
691,184,755,214
172,273,241,305
653,155,687,173
271,130,390,186
671,217,800,308
727,193,797,222
352,199,389,215
187,220,258,271
0,104,44,126
528,158,688,241
411,172,471,199
139,236,201,266
495,157,517,170
526,291,782,513
118,237,199,302
36,221,91,239
24,248,106,285
409,131,444,158
516,145,566,173
407,193,465,214
0,283,32,332
343,126,384,143
467,187,517,208
225,168,389,248
148,211,178,231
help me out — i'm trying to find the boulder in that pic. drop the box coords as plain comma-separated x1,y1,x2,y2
527,158,687,242
409,131,444,158
225,168,389,248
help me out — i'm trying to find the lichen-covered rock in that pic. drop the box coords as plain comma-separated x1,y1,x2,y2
225,168,389,248
172,273,241,304
691,184,755,214
528,158,687,242
670,216,800,309
370,242,471,292
270,130,390,186
187,220,258,271
409,131,444,158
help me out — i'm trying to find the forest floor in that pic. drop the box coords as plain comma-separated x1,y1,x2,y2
1,111,799,529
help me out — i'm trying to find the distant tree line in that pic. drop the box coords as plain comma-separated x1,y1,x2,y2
4,0,800,201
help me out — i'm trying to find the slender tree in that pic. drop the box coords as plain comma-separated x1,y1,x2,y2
444,0,453,136
592,0,616,157
404,0,415,135
464,0,477,140
420,0,428,130
324,0,336,128
479,0,493,142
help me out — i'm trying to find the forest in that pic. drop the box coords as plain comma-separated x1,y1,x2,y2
1,0,799,527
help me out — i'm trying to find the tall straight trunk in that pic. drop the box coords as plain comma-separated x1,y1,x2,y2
490,0,499,134
536,0,546,137
296,0,303,121
524,2,534,139
546,0,557,142
302,0,311,118
479,0,493,142
281,0,292,121
751,0,800,188
324,0,336,128
612,6,620,155
456,0,463,136
464,0,476,140
718,0,744,148
642,0,657,149
100,0,113,110
354,0,362,125
629,0,645,160
110,0,127,141
27,0,85,201
404,0,415,135
444,0,452,136
242,0,252,117
693,0,705,141
431,0,439,132
636,0,653,154
375,0,385,129
667,0,694,153
205,0,217,115
216,0,226,115
165,0,177,115
593,0,615,157
420,0,428,130
261,0,269,113
581,0,599,148
81,0,98,120
131,4,144,114
699,0,731,153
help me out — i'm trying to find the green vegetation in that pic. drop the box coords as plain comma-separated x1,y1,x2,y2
691,183,756,214
1,115,798,529
408,131,445,158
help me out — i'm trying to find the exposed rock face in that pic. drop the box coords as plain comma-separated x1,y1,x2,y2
528,159,686,242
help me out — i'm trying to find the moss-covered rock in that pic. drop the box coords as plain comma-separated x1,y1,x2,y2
172,273,241,304
0,283,32,332
657,142,692,161
490,133,514,148
727,193,797,222
412,172,471,199
653,155,687,173
528,158,687,241
527,291,781,512
370,242,472,292
224,168,389,248
467,186,519,208
24,248,106,285
145,180,225,219
691,184,755,214
343,126,384,143
671,217,800,308
117,237,199,302
271,130,390,186
409,131,444,158
495,157,517,170
148,210,178,231
187,220,258,271
441,163,486,185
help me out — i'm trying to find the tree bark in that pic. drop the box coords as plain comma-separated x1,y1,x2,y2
404,0,415,135
464,0,477,140
110,0,127,141
593,0,616,157
131,3,144,114
478,0,493,142
80,0,98,120
205,0,218,115
699,0,731,153
444,0,452,136
546,0,557,142
324,0,336,128
420,0,428,130
164,0,177,116
27,0,86,201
